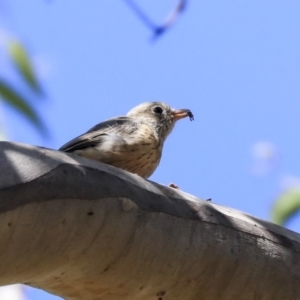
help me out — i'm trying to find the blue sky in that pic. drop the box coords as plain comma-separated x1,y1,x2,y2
1,1,300,299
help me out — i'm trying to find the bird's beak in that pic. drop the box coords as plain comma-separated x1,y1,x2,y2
171,109,194,121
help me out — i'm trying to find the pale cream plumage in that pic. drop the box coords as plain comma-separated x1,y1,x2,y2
59,102,193,178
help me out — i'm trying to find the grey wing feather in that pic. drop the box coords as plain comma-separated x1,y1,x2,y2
85,117,130,133
59,117,136,152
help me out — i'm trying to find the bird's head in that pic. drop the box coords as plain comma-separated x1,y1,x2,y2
127,102,194,142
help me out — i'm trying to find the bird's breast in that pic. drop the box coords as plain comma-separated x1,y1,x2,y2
108,125,162,178
75,124,162,178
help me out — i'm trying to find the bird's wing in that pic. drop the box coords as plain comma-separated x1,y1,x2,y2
59,117,137,152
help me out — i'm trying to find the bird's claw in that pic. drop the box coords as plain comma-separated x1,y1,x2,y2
169,183,180,190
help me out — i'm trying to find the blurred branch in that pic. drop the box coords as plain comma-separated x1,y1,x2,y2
123,0,188,39
123,0,157,32
154,0,187,38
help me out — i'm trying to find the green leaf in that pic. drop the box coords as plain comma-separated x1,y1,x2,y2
271,188,300,225
0,79,46,134
7,40,42,94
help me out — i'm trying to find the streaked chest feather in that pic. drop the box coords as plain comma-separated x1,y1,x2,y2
74,124,162,178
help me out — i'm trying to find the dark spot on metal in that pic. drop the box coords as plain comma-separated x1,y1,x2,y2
140,286,144,290
104,267,109,272
87,211,94,216
157,291,166,298
7,222,11,227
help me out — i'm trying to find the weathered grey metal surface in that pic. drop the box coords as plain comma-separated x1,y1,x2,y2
0,141,299,300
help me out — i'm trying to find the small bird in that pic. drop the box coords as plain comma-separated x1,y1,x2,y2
59,102,194,178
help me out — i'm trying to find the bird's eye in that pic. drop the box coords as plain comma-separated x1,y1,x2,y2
153,106,163,114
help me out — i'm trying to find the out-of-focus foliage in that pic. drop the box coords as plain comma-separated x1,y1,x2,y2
251,141,300,228
0,37,46,135
0,79,44,131
7,40,43,94
271,188,300,225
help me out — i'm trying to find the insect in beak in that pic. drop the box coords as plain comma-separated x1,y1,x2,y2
172,109,194,121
